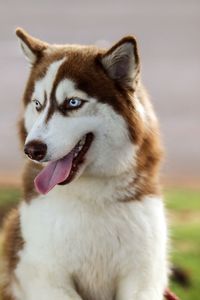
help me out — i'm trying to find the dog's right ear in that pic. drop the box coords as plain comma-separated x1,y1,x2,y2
16,28,48,65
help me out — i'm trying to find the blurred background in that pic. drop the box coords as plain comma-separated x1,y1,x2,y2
0,0,200,186
0,1,199,299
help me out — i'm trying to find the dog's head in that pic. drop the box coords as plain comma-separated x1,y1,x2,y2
17,28,161,195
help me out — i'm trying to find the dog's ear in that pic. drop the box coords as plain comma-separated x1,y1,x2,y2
100,36,140,88
16,28,48,65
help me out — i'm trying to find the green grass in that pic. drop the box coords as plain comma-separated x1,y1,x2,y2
0,187,21,208
165,188,200,211
0,186,200,300
165,188,200,300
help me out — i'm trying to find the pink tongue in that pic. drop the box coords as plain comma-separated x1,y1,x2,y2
34,152,74,194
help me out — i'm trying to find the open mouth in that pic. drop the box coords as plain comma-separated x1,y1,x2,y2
34,133,94,194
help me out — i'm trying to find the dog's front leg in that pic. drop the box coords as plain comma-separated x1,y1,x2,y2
14,279,83,300
115,273,166,300
28,287,82,300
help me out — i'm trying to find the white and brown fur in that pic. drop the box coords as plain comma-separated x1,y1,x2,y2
0,28,168,300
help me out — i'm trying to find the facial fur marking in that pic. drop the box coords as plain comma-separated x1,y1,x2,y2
55,79,89,105
45,95,56,123
45,68,90,121
43,90,47,109
30,57,67,125
32,91,47,112
55,79,90,116
44,57,67,99
44,58,71,122
31,57,67,108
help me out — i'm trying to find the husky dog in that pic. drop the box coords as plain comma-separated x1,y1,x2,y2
1,28,168,300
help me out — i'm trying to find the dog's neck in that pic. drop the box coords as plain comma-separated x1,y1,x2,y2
22,160,161,204
47,169,136,206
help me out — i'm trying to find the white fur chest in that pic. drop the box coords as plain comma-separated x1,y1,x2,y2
13,184,168,300
19,191,123,273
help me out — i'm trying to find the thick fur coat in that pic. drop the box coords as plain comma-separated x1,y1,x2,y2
0,28,168,300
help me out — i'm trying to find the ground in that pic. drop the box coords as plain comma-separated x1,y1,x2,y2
0,186,199,300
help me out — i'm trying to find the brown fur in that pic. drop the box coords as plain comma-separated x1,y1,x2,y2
1,209,24,300
22,161,42,202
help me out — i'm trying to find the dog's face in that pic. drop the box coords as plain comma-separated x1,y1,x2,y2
16,28,146,194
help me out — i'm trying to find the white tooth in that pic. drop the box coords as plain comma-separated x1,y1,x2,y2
80,136,86,146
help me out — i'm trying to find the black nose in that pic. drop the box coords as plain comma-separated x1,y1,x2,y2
24,140,47,161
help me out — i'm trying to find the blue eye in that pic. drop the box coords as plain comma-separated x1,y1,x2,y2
32,99,42,111
60,97,86,114
68,98,82,108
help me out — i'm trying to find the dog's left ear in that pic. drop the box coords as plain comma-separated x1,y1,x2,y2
100,36,140,88
16,27,48,65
